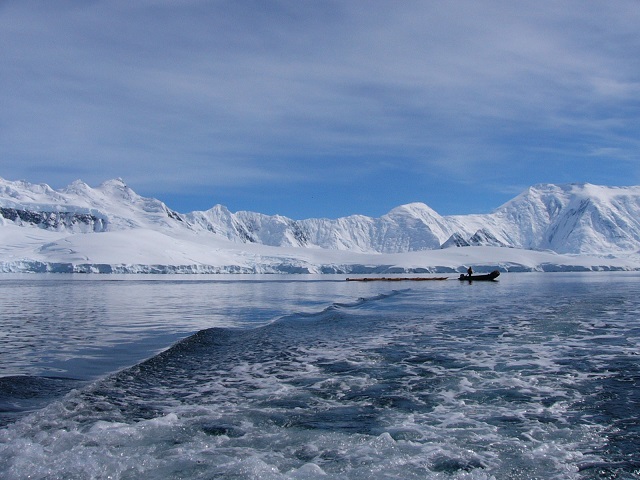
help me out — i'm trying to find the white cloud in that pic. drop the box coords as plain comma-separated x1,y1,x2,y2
2,0,640,208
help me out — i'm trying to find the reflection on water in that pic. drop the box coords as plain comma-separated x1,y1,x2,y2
0,274,405,379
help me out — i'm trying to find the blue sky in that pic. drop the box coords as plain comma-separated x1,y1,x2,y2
2,1,640,219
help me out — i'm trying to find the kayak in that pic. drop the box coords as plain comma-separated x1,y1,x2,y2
458,270,500,281
346,277,448,282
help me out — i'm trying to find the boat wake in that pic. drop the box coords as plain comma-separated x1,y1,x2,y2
1,283,638,479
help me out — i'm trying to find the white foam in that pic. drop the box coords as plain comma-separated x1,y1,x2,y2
3,275,637,478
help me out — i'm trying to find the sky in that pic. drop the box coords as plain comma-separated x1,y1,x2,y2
2,1,640,219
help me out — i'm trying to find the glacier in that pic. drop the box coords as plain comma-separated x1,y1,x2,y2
1,177,639,274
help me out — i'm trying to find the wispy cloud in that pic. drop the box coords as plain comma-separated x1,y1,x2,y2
1,0,640,216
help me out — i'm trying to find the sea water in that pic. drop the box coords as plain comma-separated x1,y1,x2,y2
0,273,638,479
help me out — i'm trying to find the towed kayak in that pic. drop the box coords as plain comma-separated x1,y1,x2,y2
459,270,500,281
346,277,448,282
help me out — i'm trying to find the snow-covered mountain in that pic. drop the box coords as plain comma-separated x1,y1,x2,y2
192,184,640,254
468,183,640,254
1,176,640,273
0,178,186,233
186,184,640,255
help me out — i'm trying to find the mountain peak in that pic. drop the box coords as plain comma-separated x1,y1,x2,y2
387,202,441,219
62,179,92,194
99,178,128,190
2,178,640,255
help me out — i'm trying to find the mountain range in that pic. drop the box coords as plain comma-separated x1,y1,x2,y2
1,177,639,273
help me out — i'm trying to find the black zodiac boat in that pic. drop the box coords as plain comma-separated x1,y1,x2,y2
458,270,500,281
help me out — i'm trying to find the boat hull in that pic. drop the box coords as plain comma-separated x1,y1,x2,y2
458,270,500,281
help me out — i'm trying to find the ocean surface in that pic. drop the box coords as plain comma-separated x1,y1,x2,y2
0,272,639,479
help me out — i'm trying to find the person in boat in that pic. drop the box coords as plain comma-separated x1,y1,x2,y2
467,266,473,277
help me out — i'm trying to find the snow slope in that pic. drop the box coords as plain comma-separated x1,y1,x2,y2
1,177,639,273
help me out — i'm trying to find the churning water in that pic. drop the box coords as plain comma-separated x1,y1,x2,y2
0,273,639,479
